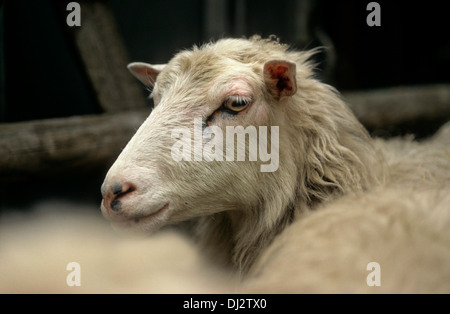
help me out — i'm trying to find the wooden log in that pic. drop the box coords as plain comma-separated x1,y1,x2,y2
203,0,229,39
343,84,450,130
0,110,149,182
59,0,148,113
1,85,449,182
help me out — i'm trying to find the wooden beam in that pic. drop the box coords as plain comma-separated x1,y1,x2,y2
61,1,148,113
203,0,229,39
343,84,450,131
0,110,149,182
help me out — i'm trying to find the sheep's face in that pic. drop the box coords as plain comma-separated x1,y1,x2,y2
101,39,298,233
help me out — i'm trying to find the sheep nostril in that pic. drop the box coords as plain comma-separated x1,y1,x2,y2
112,182,123,195
103,182,136,212
115,182,136,198
110,200,122,212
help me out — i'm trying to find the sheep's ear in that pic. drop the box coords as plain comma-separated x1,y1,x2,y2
127,62,166,88
263,60,297,99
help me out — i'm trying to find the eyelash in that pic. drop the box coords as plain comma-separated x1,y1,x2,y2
221,95,251,114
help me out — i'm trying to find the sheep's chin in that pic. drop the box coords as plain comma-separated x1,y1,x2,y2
109,203,170,234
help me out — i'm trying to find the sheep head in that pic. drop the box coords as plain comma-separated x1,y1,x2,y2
100,37,377,236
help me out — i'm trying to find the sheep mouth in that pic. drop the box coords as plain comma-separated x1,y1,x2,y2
110,203,170,231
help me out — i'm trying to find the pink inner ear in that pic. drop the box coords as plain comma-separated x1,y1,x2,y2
264,61,297,99
136,67,151,76
135,66,159,82
268,65,293,92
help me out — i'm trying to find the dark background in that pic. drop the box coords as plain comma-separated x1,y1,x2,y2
1,0,449,211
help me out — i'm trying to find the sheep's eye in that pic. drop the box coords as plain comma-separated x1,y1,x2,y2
222,96,250,113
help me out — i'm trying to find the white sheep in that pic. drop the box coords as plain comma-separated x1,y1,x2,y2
100,36,449,277
101,36,387,274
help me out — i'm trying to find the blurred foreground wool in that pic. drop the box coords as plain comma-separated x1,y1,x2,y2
0,201,233,294
1,181,449,293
